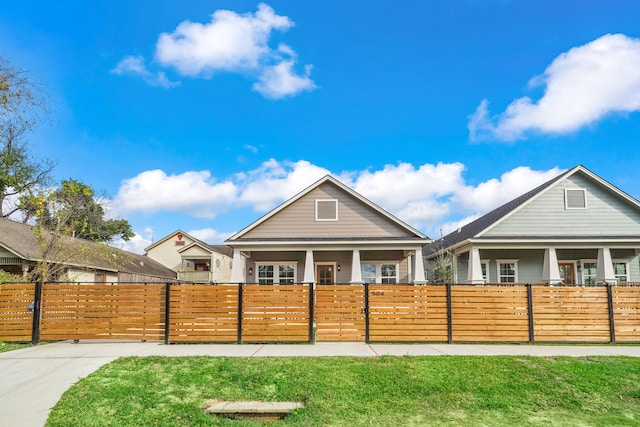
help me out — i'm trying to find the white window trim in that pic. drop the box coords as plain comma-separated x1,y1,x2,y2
564,188,587,210
481,260,490,282
613,259,630,283
361,261,400,284
496,259,519,283
256,261,298,285
580,259,629,284
315,199,338,221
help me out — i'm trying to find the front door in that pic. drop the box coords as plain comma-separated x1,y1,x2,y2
559,263,575,284
316,264,334,285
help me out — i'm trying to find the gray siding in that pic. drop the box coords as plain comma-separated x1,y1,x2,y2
485,173,640,237
456,249,545,283
243,182,414,239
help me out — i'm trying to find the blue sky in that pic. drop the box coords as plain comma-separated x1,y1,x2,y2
2,1,640,253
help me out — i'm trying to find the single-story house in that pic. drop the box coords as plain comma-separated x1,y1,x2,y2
145,230,234,283
224,175,431,284
0,217,176,283
425,165,640,285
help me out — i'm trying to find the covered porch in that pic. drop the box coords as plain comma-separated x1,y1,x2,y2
459,242,640,285
228,243,427,285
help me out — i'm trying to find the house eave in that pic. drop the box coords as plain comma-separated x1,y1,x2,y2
227,237,431,251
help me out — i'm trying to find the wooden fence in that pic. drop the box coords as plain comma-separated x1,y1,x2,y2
1,282,639,344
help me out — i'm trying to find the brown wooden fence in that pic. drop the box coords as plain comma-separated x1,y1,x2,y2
0,283,34,342
40,283,165,341
2,282,640,344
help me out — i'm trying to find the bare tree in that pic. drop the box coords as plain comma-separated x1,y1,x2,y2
0,57,55,222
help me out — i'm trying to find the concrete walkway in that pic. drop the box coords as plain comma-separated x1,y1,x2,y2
2,341,640,427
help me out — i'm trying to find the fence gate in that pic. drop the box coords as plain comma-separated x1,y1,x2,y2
315,284,366,341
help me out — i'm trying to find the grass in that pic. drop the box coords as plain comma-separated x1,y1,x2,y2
0,341,32,353
47,356,640,427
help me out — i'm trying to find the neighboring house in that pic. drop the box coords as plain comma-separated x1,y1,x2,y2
0,217,176,283
225,175,431,285
145,230,233,283
425,165,640,285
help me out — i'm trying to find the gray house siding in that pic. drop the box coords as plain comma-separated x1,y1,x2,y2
242,182,413,239
485,174,640,237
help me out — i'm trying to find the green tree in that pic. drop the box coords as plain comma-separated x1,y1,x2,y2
0,56,55,222
37,179,134,243
28,181,134,282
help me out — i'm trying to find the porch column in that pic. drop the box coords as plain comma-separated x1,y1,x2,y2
466,247,484,284
230,249,245,283
413,247,426,285
303,249,315,283
596,247,617,284
543,248,562,284
350,249,363,284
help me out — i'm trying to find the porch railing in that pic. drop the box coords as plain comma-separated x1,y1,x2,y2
177,271,211,283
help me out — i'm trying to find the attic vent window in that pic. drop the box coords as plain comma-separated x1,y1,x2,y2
565,188,587,209
316,199,338,221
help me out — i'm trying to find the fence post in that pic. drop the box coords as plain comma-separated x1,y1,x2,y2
446,283,453,344
237,283,243,344
308,283,315,344
31,281,43,345
164,282,171,345
364,283,370,343
606,284,616,344
527,284,535,344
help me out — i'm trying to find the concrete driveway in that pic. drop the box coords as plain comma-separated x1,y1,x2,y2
2,341,640,427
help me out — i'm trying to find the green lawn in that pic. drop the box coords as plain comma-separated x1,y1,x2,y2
0,341,31,353
47,356,640,426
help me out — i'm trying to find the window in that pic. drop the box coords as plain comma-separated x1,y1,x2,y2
257,263,297,284
258,265,274,284
582,261,597,285
362,264,376,283
565,188,587,209
316,199,338,221
481,260,490,282
361,262,398,284
497,260,518,283
614,261,628,283
380,264,397,284
581,260,628,284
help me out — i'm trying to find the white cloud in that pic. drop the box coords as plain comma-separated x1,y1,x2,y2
111,55,180,89
115,161,563,240
451,166,564,213
156,3,292,75
116,170,237,218
253,57,316,99
114,3,315,99
188,227,234,243
237,159,330,211
111,227,154,254
469,33,640,141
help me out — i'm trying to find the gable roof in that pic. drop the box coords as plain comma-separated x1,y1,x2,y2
226,175,428,242
426,165,640,254
145,230,233,257
0,217,176,279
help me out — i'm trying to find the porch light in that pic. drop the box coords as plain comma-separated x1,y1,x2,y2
248,267,253,276
337,264,341,272
577,260,582,272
